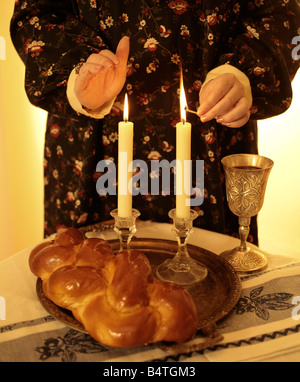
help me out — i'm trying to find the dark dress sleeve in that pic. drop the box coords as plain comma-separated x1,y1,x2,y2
217,0,300,120
10,0,106,119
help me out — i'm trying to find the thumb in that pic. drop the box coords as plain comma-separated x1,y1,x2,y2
115,36,130,74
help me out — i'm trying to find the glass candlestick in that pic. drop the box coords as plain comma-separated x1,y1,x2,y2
156,209,208,286
110,208,140,252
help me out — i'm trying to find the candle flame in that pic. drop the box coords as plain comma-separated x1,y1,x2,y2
180,78,187,123
124,93,128,122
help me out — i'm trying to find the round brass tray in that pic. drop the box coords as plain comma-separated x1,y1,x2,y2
37,238,241,336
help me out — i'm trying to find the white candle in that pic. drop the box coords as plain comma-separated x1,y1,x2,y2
176,81,191,219
118,94,133,217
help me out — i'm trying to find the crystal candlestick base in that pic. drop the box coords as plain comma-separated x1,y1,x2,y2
110,208,140,252
156,209,208,286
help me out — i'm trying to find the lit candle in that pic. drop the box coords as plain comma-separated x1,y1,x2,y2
118,94,133,217
176,80,191,218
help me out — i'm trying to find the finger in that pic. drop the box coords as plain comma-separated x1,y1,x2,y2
98,49,120,66
204,81,244,119
216,97,250,124
220,111,251,128
80,62,105,75
86,53,116,70
115,36,130,75
199,85,245,123
198,82,232,117
198,73,238,116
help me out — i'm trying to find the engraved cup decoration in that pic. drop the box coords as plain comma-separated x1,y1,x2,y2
226,165,267,218
220,154,274,273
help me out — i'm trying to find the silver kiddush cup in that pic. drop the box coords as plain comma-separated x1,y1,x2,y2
220,154,274,273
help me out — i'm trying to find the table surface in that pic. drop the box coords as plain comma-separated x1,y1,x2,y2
1,221,300,362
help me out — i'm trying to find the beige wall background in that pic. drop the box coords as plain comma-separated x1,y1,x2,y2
0,1,299,262
0,1,46,262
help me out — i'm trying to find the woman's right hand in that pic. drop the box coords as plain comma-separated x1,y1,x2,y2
74,36,130,111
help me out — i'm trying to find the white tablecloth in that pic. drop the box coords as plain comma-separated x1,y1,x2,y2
0,221,300,362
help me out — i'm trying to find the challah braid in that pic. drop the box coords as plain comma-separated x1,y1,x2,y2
29,227,198,347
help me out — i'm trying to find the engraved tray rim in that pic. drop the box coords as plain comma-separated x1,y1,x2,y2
36,237,241,337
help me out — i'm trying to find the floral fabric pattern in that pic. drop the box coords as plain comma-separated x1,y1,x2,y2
10,0,300,241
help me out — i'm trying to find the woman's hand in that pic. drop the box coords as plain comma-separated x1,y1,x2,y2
74,36,130,111
197,73,252,128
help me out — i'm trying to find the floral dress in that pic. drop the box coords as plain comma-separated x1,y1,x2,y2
10,0,300,243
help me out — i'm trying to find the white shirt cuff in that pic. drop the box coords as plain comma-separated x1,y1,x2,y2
201,64,253,106
66,67,115,119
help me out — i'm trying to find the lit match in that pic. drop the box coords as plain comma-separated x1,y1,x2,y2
184,106,199,116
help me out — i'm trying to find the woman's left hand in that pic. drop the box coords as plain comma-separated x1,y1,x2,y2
197,73,252,128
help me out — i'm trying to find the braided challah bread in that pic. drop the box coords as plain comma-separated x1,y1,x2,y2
29,227,198,347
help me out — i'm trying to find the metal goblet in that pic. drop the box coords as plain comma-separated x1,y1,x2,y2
220,154,274,273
